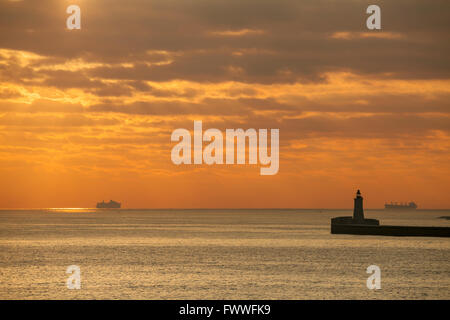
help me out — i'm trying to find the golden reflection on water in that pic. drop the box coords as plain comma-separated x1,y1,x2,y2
45,208,98,213
0,209,448,299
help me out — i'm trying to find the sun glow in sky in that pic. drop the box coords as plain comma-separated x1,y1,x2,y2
0,0,449,208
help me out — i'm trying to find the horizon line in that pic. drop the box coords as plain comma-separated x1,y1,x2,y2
0,207,449,211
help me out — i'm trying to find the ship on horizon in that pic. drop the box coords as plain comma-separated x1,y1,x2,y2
385,201,417,211
96,200,121,209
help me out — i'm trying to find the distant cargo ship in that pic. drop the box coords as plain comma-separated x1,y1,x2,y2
385,202,417,211
96,200,121,209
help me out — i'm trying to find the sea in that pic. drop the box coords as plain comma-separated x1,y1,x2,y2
0,209,448,299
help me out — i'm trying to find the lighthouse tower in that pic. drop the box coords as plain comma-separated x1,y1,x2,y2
353,190,365,222
330,189,379,233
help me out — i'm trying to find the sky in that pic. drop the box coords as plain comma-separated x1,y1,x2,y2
0,0,449,208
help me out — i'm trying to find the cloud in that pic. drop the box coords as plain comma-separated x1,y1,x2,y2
208,29,266,37
0,0,448,83
0,113,119,127
330,31,404,40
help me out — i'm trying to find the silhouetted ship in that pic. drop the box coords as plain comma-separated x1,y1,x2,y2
96,200,121,209
385,202,417,211
331,190,450,237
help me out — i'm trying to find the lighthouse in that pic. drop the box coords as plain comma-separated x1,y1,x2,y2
353,190,364,222
330,190,379,233
331,190,450,237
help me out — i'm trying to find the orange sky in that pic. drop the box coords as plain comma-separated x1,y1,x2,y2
0,0,449,208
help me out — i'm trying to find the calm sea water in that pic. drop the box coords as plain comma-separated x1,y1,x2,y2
0,209,448,299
